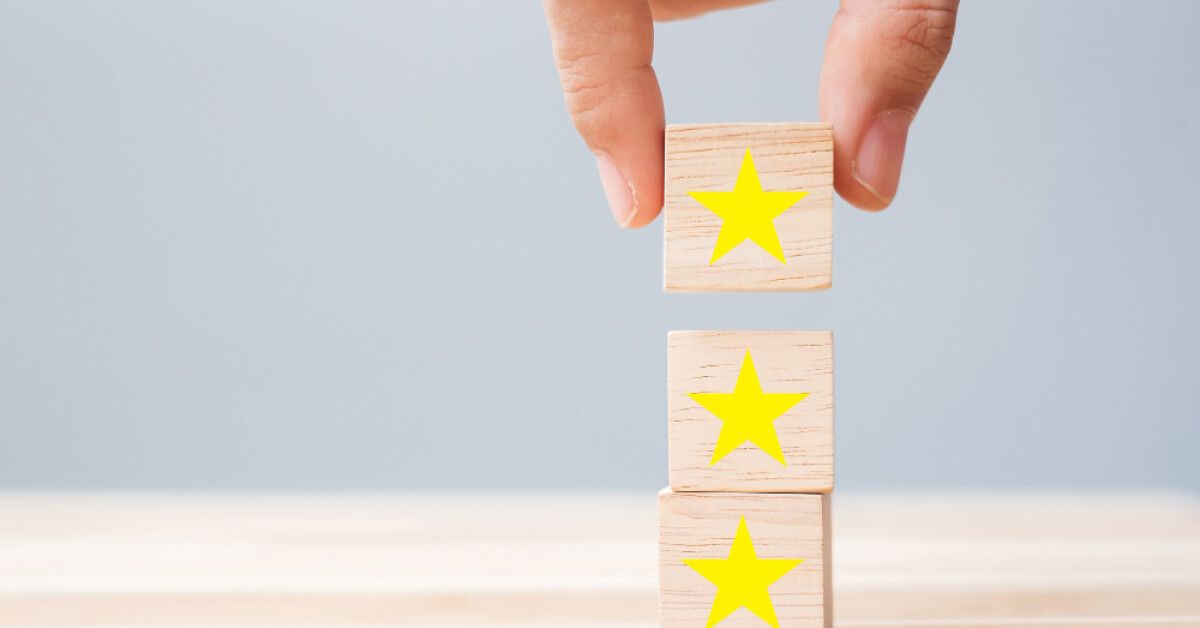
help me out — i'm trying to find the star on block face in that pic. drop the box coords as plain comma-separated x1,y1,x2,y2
689,350,809,467
662,123,833,292
688,149,809,265
659,490,830,626
683,516,804,628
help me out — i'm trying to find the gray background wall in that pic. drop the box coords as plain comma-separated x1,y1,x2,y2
1,1,1196,490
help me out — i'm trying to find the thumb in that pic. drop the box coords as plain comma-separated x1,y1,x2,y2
543,0,664,228
819,0,959,210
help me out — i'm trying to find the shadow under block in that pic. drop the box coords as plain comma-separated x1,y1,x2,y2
659,490,832,628
668,331,833,493
663,123,833,292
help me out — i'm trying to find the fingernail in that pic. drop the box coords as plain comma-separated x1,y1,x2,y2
595,153,637,227
852,110,914,205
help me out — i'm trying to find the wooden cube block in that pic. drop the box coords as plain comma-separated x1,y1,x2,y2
659,490,832,627
668,331,833,493
663,123,833,292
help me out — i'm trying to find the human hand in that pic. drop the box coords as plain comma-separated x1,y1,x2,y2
543,0,958,227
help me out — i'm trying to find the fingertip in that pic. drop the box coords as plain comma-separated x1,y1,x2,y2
595,151,663,229
852,109,911,207
834,159,892,211
599,114,664,229
627,149,665,228
619,177,664,229
595,154,638,227
831,133,888,211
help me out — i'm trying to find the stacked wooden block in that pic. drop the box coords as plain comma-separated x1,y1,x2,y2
659,124,835,627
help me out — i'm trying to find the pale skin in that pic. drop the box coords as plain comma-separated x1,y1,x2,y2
542,0,959,227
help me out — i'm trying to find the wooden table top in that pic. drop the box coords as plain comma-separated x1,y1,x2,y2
0,492,1197,626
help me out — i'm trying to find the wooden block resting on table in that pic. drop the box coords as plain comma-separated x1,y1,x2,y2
659,489,832,628
663,122,833,292
668,330,833,493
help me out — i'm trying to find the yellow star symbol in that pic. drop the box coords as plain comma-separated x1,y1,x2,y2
688,351,808,466
684,516,804,628
688,149,809,265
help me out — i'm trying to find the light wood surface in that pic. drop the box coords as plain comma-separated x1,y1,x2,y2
663,123,833,292
668,331,834,493
1,492,1198,626
659,490,831,627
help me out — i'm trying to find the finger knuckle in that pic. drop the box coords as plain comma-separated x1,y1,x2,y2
559,72,617,134
555,54,650,137
878,3,958,85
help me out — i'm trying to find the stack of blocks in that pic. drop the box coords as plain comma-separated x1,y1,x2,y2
659,124,835,627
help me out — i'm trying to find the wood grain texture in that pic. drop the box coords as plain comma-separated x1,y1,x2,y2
663,123,833,292
668,331,834,493
658,490,832,628
1,493,1199,626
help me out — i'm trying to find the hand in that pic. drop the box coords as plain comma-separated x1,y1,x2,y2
542,0,958,227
